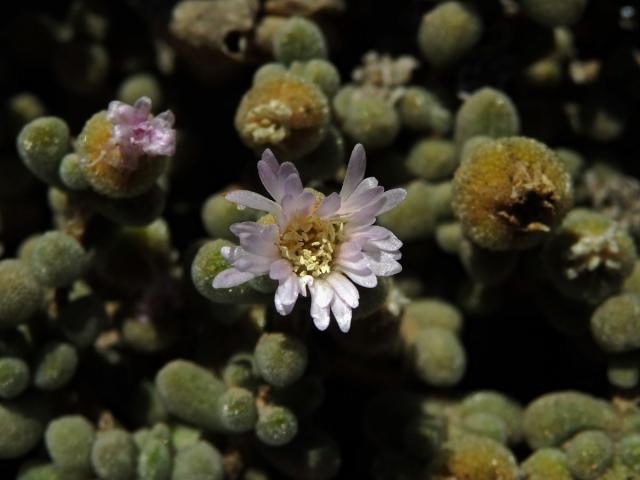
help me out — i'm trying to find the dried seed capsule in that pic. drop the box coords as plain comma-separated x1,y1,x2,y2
235,73,329,161
544,210,636,304
452,137,572,251
77,111,170,199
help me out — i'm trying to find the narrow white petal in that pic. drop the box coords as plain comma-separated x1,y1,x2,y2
226,190,280,214
341,266,377,288
326,272,359,308
280,191,316,227
350,177,379,198
311,300,331,331
298,275,313,297
331,296,352,333
365,251,403,276
269,259,292,280
336,241,363,261
283,170,304,196
340,143,366,200
212,268,255,288
339,185,384,214
257,149,283,201
232,254,273,274
220,245,243,262
310,280,334,308
239,233,279,259
343,196,386,226
336,254,368,271
274,275,299,315
377,188,407,215
315,192,341,218
367,235,403,252
229,222,263,237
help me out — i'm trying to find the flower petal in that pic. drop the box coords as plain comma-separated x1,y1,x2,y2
343,196,387,226
326,272,359,308
340,143,366,200
232,254,273,274
257,149,283,201
269,259,292,280
310,280,334,308
274,274,300,315
229,221,264,237
212,268,255,288
283,170,303,197
377,188,407,215
364,251,403,276
280,191,316,227
340,185,384,214
331,296,352,333
226,190,280,214
311,300,331,331
316,192,341,218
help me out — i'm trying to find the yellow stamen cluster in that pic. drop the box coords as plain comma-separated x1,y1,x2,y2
279,215,344,278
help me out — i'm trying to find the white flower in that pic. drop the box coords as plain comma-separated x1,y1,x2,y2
212,144,406,332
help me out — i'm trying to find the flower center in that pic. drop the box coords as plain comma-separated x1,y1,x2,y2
279,215,343,278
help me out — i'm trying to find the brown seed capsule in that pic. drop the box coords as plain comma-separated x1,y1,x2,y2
452,137,572,251
235,73,329,161
76,112,168,199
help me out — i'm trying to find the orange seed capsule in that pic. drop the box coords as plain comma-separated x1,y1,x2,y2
452,136,572,251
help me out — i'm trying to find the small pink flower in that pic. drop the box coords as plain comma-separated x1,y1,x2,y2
107,96,176,169
213,144,406,333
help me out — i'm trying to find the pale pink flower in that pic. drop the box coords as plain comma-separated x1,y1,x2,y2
107,96,176,169
213,144,406,332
